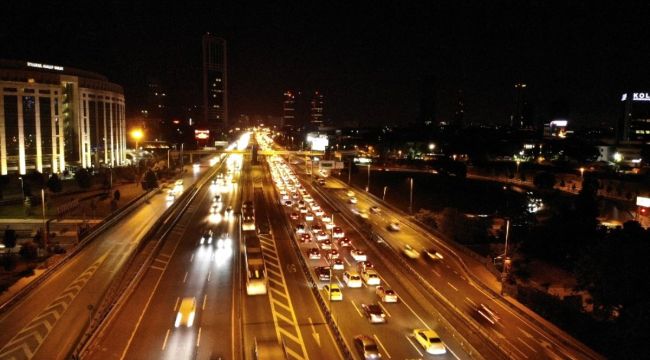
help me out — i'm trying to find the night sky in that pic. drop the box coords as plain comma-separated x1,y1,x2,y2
2,2,650,127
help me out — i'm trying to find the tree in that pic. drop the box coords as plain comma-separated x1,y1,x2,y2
533,171,556,190
46,173,63,193
74,168,92,189
142,169,158,190
19,241,38,260
3,228,17,253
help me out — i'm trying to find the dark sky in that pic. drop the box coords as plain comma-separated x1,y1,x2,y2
2,1,650,127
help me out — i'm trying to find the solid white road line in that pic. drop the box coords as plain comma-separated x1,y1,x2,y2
202,294,207,310
447,281,459,291
373,334,392,359
404,335,423,357
350,300,364,318
161,329,170,350
517,337,538,353
378,302,392,317
399,297,430,329
190,253,194,262
196,327,202,347
183,272,188,283
464,297,477,307
173,297,180,311
207,271,211,282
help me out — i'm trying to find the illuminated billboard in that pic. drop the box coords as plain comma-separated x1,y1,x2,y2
195,129,210,140
306,133,329,151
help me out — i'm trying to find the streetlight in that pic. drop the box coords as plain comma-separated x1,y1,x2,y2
428,143,435,152
365,164,370,192
131,129,143,151
18,176,24,200
408,177,414,214
579,167,585,178
41,188,48,247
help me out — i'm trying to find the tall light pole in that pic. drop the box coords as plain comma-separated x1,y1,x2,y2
500,219,511,295
167,148,171,169
348,158,352,184
408,177,414,214
41,188,48,247
18,176,24,200
365,164,370,192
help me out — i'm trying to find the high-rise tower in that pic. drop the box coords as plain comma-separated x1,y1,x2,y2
202,34,228,138
283,90,296,126
310,91,324,126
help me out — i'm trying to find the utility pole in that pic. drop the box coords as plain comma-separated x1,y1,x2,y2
41,189,48,247
408,177,414,214
348,159,352,184
500,219,511,295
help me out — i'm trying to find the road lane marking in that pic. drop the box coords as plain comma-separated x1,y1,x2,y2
399,297,430,329
431,268,442,277
196,327,202,347
518,326,534,338
505,338,529,359
183,272,188,283
378,302,392,317
307,317,321,347
350,300,364,318
335,275,344,288
190,253,194,262
404,335,423,357
464,297,477,307
151,265,165,271
447,282,458,291
202,294,207,310
173,297,180,311
373,334,392,359
207,271,211,282
161,329,170,350
517,337,538,353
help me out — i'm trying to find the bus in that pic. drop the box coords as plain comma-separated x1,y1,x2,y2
245,234,267,295
242,200,256,232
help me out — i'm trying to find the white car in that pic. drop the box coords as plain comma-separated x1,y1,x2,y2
320,239,332,251
332,227,345,239
331,259,345,270
424,248,444,261
350,249,367,262
315,231,329,241
307,248,321,260
376,286,398,303
321,215,332,223
326,249,340,260
369,206,381,214
388,222,401,231
325,222,335,230
346,190,355,197
166,191,175,202
305,213,315,222
349,197,358,204
314,209,325,217
403,245,420,259
295,224,306,234
343,271,363,288
362,269,381,286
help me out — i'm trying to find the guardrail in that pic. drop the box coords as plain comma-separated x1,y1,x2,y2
73,160,225,359
0,187,157,315
335,177,603,360
261,160,354,360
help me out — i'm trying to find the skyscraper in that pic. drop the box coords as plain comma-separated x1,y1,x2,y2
510,82,534,129
283,90,296,126
202,34,228,138
310,91,324,126
417,75,436,127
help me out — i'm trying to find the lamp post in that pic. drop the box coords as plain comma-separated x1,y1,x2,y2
18,176,24,200
41,188,48,247
167,148,171,169
500,219,511,295
382,186,388,201
579,167,585,178
348,158,352,184
408,177,414,214
365,164,370,192
131,129,143,151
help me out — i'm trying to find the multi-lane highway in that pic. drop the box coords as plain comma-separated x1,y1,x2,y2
283,148,602,359
0,163,213,360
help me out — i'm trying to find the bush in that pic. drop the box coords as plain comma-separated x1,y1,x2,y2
46,173,63,193
19,241,38,260
74,168,93,189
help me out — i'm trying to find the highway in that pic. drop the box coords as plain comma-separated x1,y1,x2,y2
289,155,601,360
85,154,240,360
0,162,214,360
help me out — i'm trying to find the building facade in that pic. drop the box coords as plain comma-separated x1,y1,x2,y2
283,90,296,126
310,91,324,127
0,60,126,175
202,34,228,137
619,92,650,143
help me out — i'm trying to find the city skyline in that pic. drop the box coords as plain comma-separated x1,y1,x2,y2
3,3,649,128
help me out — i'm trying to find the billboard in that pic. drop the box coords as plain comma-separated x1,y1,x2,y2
195,129,210,140
306,133,329,151
636,196,650,207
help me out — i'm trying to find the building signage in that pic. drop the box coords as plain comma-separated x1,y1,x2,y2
194,129,210,140
636,196,650,207
622,92,650,101
27,62,64,71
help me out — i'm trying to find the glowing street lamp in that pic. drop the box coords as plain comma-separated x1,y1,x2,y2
579,167,585,178
131,129,143,150
428,143,435,152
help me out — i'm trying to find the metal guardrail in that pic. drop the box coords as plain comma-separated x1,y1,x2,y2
74,160,225,359
0,187,157,315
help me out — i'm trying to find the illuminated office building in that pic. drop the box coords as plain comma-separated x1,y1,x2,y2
0,59,126,175
202,34,228,136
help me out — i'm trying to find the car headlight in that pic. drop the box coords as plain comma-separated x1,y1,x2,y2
175,313,181,327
